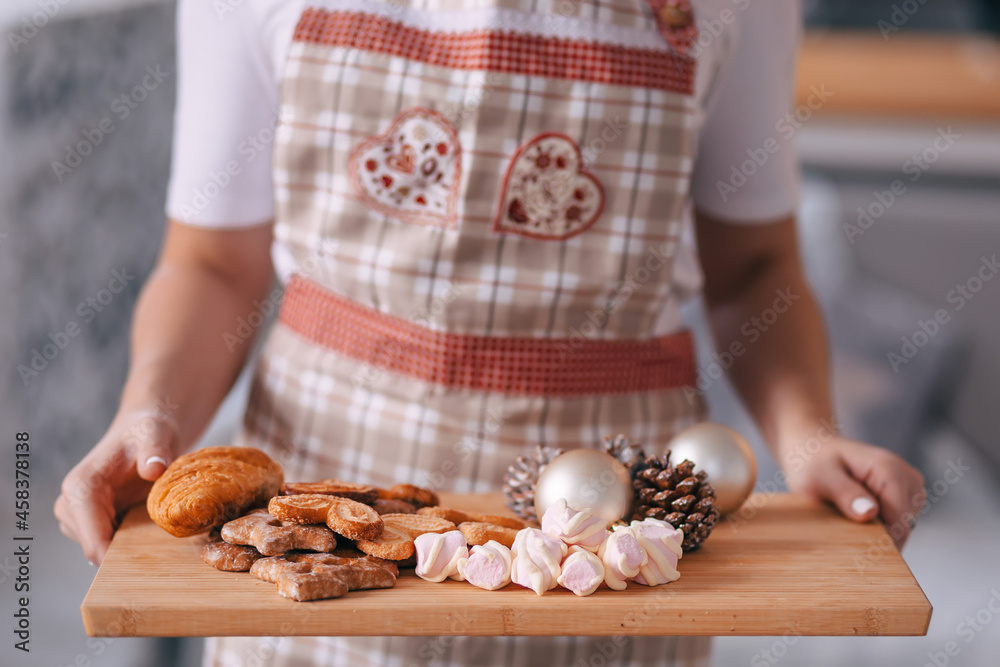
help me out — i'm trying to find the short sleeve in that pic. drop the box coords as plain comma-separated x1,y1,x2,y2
165,0,280,227
691,0,802,224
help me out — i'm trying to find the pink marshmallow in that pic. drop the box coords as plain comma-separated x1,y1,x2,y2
557,546,605,596
415,530,468,583
598,525,647,591
540,498,609,552
456,540,512,591
630,518,683,586
510,528,567,595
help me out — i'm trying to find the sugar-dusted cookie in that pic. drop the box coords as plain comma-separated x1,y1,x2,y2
418,506,526,530
356,523,416,561
325,496,384,540
268,494,334,524
221,509,337,556
280,479,379,505
381,513,455,539
458,521,520,549
200,538,263,572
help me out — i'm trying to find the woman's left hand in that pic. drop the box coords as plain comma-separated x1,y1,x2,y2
782,436,926,549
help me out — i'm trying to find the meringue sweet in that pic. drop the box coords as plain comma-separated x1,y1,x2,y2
630,518,683,586
510,528,567,595
540,498,608,552
557,545,605,596
598,525,647,591
456,540,512,591
414,530,468,583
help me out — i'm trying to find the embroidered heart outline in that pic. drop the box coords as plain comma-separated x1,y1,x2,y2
348,107,462,229
493,132,606,242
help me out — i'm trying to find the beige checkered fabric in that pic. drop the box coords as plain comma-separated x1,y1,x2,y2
212,0,711,664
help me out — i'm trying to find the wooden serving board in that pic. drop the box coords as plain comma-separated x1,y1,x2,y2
81,493,930,637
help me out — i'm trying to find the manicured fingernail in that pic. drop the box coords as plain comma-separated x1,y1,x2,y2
89,560,97,567
145,456,168,468
851,496,876,517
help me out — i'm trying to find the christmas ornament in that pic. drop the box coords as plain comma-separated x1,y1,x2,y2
666,422,757,515
602,433,646,474
503,445,564,521
630,454,719,552
533,449,633,527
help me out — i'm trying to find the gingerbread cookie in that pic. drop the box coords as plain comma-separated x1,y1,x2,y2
221,509,337,556
373,499,416,515
281,479,379,505
458,522,520,549
418,506,526,530
250,552,398,601
268,494,334,524
381,513,455,539
378,483,440,509
200,538,263,571
356,523,416,561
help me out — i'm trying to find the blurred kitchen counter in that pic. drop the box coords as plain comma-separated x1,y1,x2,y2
797,31,1000,121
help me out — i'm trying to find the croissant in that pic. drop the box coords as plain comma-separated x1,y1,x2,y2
147,446,283,537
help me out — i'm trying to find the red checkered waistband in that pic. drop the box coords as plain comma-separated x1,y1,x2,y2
279,276,697,396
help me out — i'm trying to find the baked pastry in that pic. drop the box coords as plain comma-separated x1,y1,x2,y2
220,509,338,556
146,446,283,537
458,521,519,549
200,538,263,572
280,479,379,505
377,483,440,508
417,506,527,530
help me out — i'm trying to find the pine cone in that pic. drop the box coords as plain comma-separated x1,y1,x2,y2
602,433,646,475
630,452,720,552
502,445,564,521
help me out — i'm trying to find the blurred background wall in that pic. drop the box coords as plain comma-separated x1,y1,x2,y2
0,1,998,666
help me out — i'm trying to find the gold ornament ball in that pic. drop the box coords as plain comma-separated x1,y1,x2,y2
667,422,757,515
533,449,633,527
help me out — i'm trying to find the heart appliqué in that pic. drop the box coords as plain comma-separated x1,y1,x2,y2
349,108,461,229
493,133,605,241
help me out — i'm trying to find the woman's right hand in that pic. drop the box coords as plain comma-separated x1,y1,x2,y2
54,404,179,565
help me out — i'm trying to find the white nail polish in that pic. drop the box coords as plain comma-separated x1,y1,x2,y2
851,496,876,517
145,456,168,468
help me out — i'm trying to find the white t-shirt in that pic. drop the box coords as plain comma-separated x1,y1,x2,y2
165,0,801,326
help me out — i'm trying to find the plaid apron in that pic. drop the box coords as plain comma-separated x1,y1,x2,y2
209,0,710,664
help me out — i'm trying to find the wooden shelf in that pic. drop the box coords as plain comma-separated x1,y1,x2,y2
798,31,1000,120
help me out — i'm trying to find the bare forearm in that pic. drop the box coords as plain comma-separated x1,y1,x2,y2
118,221,274,450
705,256,833,460
121,266,265,445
